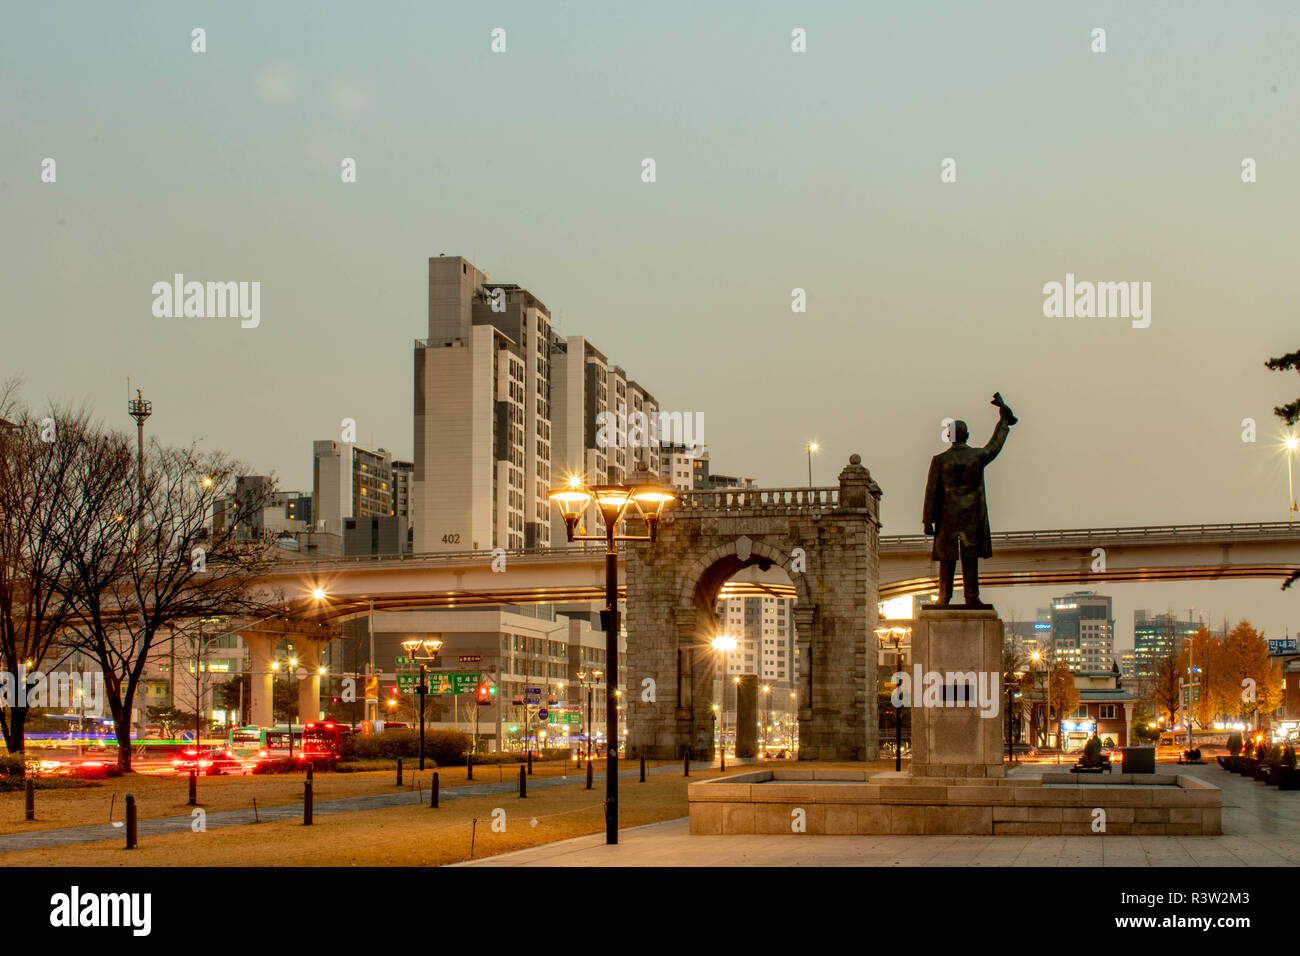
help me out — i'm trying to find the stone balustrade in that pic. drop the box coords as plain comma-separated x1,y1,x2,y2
669,487,839,515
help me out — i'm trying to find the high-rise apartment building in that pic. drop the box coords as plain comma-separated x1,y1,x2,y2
414,257,556,553
413,257,667,553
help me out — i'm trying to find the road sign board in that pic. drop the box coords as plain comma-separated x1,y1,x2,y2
429,672,478,695
560,713,581,725
395,655,410,665
537,708,548,721
394,671,477,695
458,655,482,664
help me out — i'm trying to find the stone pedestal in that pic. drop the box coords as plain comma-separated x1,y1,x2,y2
909,607,1004,778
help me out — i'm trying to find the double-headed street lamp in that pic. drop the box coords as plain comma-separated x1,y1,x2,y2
876,626,911,771
402,638,443,771
549,470,675,846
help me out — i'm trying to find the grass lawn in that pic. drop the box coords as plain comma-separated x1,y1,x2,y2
0,757,596,835
0,760,898,866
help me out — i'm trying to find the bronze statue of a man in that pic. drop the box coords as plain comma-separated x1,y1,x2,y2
923,393,1017,608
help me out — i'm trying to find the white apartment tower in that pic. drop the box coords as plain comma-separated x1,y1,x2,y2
414,256,553,553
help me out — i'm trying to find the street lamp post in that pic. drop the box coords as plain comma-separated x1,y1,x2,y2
876,626,910,771
710,635,736,770
806,442,819,487
761,685,771,756
549,470,675,846
402,638,442,772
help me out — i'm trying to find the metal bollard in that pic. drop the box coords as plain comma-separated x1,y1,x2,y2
527,750,533,775
640,754,646,783
431,772,439,809
25,778,34,821
304,780,313,826
467,753,473,781
586,760,593,790
396,757,403,786
519,765,527,798
125,793,137,849
684,752,690,777
307,761,314,782
188,769,197,806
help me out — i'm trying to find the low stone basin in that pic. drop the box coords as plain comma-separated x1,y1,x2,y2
688,768,1221,836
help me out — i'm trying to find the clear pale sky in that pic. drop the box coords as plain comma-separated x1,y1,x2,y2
3,1,1298,646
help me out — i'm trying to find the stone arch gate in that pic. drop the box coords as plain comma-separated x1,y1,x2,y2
626,455,883,761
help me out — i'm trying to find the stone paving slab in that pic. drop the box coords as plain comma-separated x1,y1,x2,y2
463,763,1300,867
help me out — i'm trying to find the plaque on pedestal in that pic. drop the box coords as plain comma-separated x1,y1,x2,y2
908,606,1005,778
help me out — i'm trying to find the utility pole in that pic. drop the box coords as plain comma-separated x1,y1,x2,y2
367,599,375,728
127,388,151,501
128,388,155,718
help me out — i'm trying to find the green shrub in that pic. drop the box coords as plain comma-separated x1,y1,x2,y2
339,730,471,766
1079,734,1104,768
0,754,25,779
1284,745,1297,769
464,751,523,765
252,757,333,774
1256,742,1269,761
1266,744,1284,765
1227,733,1243,756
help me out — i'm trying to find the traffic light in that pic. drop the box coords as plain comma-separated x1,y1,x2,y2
476,681,497,706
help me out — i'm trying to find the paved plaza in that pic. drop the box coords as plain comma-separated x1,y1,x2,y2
462,764,1300,867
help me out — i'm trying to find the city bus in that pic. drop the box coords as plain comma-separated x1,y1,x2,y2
229,725,306,757
300,721,352,761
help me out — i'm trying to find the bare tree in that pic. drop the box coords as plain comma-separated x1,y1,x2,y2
57,440,279,771
0,387,114,755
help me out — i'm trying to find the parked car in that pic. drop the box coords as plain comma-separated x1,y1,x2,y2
1009,742,1039,757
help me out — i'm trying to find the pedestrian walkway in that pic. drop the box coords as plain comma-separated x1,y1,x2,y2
461,764,1300,867
0,761,686,854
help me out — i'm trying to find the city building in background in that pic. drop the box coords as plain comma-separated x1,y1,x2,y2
1051,591,1115,672
1133,609,1209,681
414,256,555,553
319,606,621,753
212,476,311,542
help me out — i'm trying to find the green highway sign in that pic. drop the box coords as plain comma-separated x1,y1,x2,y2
395,671,478,695
429,672,478,695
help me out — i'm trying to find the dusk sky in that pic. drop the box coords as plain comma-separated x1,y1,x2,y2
3,1,1298,645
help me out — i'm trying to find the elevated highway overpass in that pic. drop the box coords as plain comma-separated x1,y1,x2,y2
256,520,1300,622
